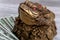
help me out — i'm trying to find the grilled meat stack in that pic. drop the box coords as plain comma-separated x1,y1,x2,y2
12,1,57,40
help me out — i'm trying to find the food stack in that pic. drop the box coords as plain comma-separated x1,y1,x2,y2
12,0,57,40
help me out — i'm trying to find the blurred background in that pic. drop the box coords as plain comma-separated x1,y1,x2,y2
0,0,60,17
0,0,60,40
0,0,60,6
